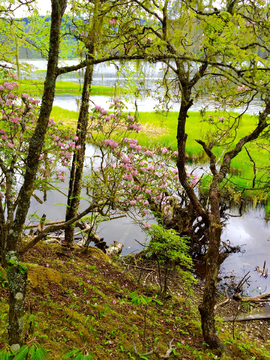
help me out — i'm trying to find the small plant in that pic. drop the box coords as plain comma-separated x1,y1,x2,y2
144,224,195,293
129,292,162,352
62,346,94,359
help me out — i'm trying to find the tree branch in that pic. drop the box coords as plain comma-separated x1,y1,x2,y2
19,202,99,255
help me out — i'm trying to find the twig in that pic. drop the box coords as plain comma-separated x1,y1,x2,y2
236,271,250,292
215,285,230,309
143,271,155,285
159,339,175,359
132,339,175,358
134,239,147,247
133,342,159,357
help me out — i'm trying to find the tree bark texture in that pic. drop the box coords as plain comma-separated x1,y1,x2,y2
6,0,67,253
4,0,67,348
65,61,93,243
6,252,28,350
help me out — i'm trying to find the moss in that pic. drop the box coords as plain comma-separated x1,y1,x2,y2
27,266,63,288
83,247,111,262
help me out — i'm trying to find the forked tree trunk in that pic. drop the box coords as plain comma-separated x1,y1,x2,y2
65,61,94,243
175,79,229,354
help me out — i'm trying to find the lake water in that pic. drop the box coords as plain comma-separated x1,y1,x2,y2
23,59,270,294
23,59,264,114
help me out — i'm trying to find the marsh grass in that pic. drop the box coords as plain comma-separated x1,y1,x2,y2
50,106,270,196
20,79,117,96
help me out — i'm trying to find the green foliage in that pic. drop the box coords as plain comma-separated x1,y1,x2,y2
144,224,194,293
0,344,47,360
145,224,191,266
62,347,94,359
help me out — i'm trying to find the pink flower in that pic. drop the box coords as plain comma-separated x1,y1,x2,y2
122,157,130,164
161,147,168,154
112,300,117,304
145,150,154,156
130,200,137,205
144,223,151,228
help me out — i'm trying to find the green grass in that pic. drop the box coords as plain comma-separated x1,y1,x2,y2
19,79,117,96
50,106,270,197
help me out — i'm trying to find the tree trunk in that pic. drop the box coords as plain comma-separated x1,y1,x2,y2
175,79,230,354
4,0,67,348
5,252,28,351
65,61,94,243
198,178,231,355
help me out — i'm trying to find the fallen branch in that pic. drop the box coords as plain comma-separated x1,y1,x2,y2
25,220,65,229
133,339,174,358
159,339,175,359
19,202,99,255
234,292,270,303
133,342,159,357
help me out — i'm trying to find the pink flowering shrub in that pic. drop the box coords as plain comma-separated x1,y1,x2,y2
84,98,199,229
0,73,78,201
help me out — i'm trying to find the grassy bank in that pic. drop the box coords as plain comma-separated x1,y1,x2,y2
1,242,270,359
51,106,269,197
20,79,117,96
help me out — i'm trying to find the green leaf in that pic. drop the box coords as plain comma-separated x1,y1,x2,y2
28,346,36,358
13,346,29,360
72,353,83,360
0,351,13,360
62,348,79,359
35,347,47,360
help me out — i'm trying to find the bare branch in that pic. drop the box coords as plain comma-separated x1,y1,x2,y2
19,202,99,255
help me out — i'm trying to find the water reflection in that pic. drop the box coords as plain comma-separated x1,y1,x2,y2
221,207,270,294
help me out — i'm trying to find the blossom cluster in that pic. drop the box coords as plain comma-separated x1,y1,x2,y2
0,74,79,200
85,99,199,228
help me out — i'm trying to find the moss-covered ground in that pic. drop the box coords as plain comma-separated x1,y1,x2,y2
1,242,270,359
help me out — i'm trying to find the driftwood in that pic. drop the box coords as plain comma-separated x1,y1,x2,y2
224,306,270,322
233,292,270,303
106,242,123,257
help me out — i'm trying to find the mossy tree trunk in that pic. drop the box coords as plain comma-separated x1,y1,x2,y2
1,0,68,349
5,252,28,351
